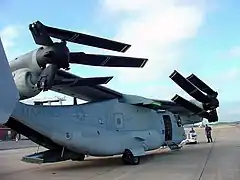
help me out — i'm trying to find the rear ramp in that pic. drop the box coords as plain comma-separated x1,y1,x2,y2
22,149,81,164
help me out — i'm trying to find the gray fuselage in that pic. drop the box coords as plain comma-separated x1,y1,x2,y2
11,98,185,156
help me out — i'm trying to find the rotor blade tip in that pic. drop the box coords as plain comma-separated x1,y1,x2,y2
140,59,148,68
187,73,194,79
171,94,179,101
106,76,113,83
121,44,131,52
169,70,178,78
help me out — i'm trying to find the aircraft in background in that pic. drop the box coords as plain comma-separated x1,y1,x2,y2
0,21,219,165
33,96,66,105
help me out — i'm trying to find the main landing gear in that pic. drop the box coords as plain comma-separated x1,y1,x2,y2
121,149,140,165
71,154,85,161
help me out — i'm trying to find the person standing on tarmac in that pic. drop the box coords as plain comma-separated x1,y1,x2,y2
205,124,213,143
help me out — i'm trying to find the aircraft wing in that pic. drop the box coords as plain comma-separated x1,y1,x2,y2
50,71,187,114
120,94,191,114
50,70,219,125
120,69,220,125
148,99,190,113
50,70,122,102
118,94,203,125
121,95,207,125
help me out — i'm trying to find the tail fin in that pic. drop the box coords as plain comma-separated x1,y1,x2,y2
0,36,19,124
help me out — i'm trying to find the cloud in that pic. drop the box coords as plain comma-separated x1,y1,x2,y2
227,46,240,58
218,101,240,122
0,25,21,49
99,0,208,84
210,67,239,88
0,25,23,60
221,68,239,81
205,67,239,103
212,67,239,83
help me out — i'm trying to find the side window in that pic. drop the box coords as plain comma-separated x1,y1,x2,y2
174,114,182,127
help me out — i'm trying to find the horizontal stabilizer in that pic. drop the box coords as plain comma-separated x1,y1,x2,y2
169,70,211,104
53,76,113,86
0,37,19,124
69,53,148,68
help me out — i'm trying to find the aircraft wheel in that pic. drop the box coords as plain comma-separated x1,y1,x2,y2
132,156,140,165
122,149,140,165
71,154,85,161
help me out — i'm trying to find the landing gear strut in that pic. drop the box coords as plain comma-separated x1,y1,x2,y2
122,149,140,165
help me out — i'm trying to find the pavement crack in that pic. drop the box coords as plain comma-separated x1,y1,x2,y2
197,132,217,180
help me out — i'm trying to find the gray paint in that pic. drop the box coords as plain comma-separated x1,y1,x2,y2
11,98,184,156
0,34,198,161
8,43,204,125
0,37,19,124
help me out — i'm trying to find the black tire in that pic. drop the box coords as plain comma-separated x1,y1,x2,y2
71,154,85,161
122,151,128,165
132,156,140,165
122,149,140,165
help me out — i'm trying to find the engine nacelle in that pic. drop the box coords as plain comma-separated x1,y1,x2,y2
13,68,41,100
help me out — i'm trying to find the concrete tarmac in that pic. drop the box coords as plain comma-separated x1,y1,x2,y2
0,125,240,180
0,140,37,150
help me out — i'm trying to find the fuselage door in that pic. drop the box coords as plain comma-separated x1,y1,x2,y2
163,115,172,141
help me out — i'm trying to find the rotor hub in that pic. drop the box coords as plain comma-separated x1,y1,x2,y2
28,20,146,92
202,98,219,111
36,42,70,70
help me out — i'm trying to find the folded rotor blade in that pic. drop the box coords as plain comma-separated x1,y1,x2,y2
29,21,53,46
169,70,211,104
37,64,58,91
186,74,218,97
171,94,210,119
208,109,218,122
53,76,113,87
69,53,148,68
44,25,131,52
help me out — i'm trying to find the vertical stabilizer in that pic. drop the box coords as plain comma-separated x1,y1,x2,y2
0,37,19,124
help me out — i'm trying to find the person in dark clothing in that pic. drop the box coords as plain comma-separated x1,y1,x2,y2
205,124,213,143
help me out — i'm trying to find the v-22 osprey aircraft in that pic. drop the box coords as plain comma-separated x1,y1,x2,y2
0,21,219,165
